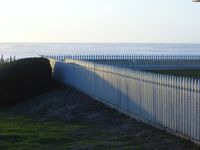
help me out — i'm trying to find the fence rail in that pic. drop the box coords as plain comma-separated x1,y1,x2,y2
43,54,200,70
49,57,200,143
43,54,200,60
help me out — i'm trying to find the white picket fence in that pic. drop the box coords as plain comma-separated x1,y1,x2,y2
49,58,200,143
44,54,200,70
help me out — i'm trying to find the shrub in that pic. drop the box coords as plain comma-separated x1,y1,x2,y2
0,55,16,63
0,57,56,107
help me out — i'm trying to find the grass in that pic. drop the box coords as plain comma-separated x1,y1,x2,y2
146,69,200,78
0,113,142,150
0,113,81,150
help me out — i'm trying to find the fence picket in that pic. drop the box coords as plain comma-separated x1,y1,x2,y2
48,56,200,143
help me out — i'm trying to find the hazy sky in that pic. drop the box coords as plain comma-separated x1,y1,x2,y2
0,0,199,43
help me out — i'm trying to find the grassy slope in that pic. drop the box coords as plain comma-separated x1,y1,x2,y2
146,70,200,78
0,113,76,150
0,86,198,150
0,113,137,150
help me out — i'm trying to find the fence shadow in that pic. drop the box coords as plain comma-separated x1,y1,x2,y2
52,61,155,124
48,58,200,143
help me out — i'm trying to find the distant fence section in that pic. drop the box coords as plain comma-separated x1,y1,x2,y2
49,57,200,143
43,54,200,70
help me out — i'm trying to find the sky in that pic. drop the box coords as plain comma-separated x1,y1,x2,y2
0,0,199,43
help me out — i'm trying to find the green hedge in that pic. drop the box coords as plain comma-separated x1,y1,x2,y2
0,57,56,107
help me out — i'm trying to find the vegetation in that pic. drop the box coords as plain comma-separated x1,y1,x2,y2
0,57,56,106
0,56,198,149
0,112,137,150
0,113,81,150
0,55,16,63
146,70,200,78
0,86,197,150
0,86,198,150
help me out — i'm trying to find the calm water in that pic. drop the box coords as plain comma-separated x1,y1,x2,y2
0,43,200,59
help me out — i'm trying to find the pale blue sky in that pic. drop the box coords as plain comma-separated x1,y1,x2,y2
0,0,199,43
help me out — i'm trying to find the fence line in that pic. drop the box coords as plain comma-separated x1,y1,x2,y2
49,58,200,143
43,54,200,70
43,54,200,60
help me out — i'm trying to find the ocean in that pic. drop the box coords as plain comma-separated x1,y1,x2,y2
0,43,200,59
